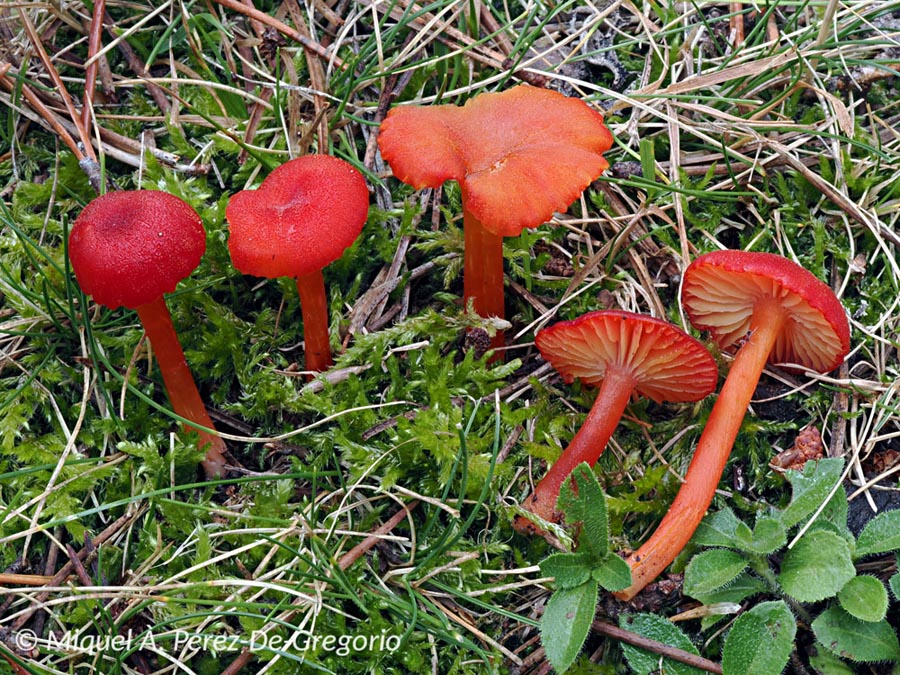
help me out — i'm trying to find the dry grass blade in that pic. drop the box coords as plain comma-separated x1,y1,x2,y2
211,0,343,66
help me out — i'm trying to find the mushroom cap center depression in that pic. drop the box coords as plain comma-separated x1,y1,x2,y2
226,155,369,279
377,85,614,237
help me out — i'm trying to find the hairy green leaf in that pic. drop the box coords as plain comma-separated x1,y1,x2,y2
837,576,889,623
779,458,845,530
540,552,593,590
778,530,855,602
540,580,599,675
855,509,900,558
618,613,703,675
683,549,748,599
736,515,786,554
809,643,855,674
692,572,768,625
812,606,900,662
591,553,632,592
692,508,751,549
722,601,796,675
557,462,609,560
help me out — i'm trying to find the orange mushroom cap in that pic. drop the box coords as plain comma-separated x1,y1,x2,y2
682,250,851,373
377,85,613,237
535,310,719,404
69,190,206,310
226,155,369,279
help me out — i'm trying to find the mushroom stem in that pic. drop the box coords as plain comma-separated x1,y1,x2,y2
462,206,505,356
616,303,787,600
296,269,333,373
135,296,227,478
517,365,636,530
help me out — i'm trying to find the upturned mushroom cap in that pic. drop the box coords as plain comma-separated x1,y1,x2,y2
377,85,613,237
682,250,851,373
535,310,718,403
69,190,206,310
226,155,369,279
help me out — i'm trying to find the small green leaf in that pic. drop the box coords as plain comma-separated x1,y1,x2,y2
819,482,850,535
557,463,608,560
540,580,599,674
778,530,855,602
692,508,750,549
809,642,855,674
683,549,748,599
890,572,900,601
690,571,767,608
812,606,900,662
779,458,845,529
736,515,786,554
591,553,632,592
855,509,900,558
721,600,796,675
540,552,593,590
618,613,704,675
837,576,889,623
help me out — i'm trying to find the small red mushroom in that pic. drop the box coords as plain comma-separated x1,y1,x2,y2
226,155,369,373
377,85,613,355
69,190,227,478
514,310,718,534
616,250,851,600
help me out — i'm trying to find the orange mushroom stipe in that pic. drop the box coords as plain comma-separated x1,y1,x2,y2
616,251,851,601
377,85,613,356
513,311,718,535
69,190,227,478
226,154,370,374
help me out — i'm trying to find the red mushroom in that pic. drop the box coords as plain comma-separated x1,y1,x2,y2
377,85,613,355
514,310,718,534
616,250,851,600
226,155,369,373
69,190,227,478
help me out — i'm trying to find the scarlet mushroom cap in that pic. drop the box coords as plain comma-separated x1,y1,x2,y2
69,190,206,309
378,85,613,358
226,154,370,373
616,250,852,600
226,154,369,278
377,84,613,237
536,310,720,404
69,189,226,478
515,311,718,534
682,250,851,372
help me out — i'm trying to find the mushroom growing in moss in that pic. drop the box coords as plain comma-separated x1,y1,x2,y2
514,310,718,534
616,250,851,600
69,190,227,477
377,85,613,355
226,154,370,373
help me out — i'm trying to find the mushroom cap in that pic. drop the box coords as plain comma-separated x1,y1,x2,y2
535,310,718,404
377,85,613,237
682,250,851,373
226,155,369,279
69,190,206,310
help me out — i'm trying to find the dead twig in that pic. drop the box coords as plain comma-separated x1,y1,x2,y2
17,9,96,165
210,0,344,68
82,0,106,133
591,620,724,674
337,500,419,570
11,508,145,631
